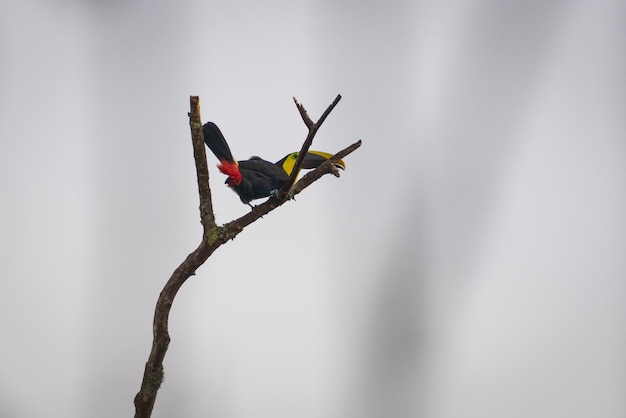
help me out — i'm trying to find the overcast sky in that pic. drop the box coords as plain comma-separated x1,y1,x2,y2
1,1,624,417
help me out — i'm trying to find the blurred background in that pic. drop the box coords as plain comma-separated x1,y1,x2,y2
1,0,624,417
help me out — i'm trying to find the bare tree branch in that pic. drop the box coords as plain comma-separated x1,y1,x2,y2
188,96,217,237
293,96,314,128
134,96,219,418
133,95,360,418
291,139,362,194
280,94,342,196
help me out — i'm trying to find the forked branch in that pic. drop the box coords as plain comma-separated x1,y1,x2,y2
133,95,361,418
280,94,342,196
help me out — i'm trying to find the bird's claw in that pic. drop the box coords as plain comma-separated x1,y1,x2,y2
269,188,296,201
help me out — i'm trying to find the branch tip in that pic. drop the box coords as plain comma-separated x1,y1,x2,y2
283,94,342,193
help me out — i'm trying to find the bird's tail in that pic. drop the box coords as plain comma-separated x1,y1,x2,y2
202,122,236,164
202,122,242,186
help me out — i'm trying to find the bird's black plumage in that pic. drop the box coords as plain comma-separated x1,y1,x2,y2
231,157,289,203
202,121,344,206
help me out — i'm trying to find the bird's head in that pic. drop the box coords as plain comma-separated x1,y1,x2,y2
280,151,345,175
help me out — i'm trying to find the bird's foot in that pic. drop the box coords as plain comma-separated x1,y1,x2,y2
271,189,296,201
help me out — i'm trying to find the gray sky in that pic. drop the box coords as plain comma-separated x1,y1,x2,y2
1,1,624,417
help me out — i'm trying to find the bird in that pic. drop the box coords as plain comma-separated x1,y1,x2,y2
202,121,345,206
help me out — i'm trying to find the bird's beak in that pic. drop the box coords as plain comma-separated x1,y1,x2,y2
302,151,346,170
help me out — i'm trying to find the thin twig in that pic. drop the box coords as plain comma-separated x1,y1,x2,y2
280,94,342,196
293,96,314,128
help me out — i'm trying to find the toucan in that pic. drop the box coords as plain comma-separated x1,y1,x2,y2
202,121,345,206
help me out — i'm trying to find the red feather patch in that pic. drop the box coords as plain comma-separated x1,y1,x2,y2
218,160,242,186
